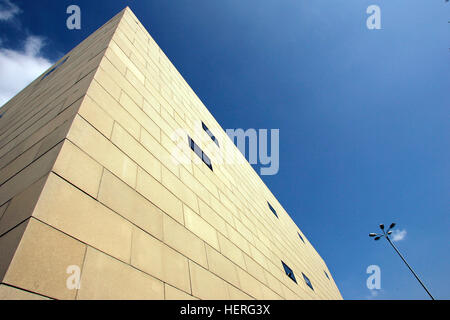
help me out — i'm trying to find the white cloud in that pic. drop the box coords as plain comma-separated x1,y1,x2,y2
0,36,52,107
0,0,21,21
391,229,407,242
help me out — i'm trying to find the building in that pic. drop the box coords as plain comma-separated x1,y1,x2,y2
0,7,342,300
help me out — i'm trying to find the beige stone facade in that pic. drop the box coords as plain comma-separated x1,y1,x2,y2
0,7,342,300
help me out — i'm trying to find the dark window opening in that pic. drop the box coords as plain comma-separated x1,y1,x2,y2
202,152,212,171
324,271,330,280
41,57,69,80
202,122,219,147
298,232,305,243
267,202,278,218
303,273,314,291
282,261,297,284
190,136,202,159
188,136,213,171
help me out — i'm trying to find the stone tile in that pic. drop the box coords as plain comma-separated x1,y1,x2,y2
98,170,163,240
243,254,268,286
93,66,121,101
184,205,219,251
111,122,161,182
140,127,180,178
0,284,50,300
0,98,65,155
52,140,103,198
205,245,240,289
124,68,157,112
0,141,41,186
180,168,212,206
281,284,301,300
0,175,48,236
237,267,265,300
234,219,255,245
100,51,143,106
162,167,199,213
109,39,145,84
77,247,164,300
0,142,62,207
0,220,28,282
198,199,227,237
131,227,191,293
2,218,86,300
104,47,127,75
225,224,251,256
189,261,229,300
0,116,72,175
86,80,140,140
261,284,282,300
68,115,137,188
77,95,114,139
217,231,246,270
119,92,161,142
162,214,208,268
263,269,285,299
0,202,8,221
136,167,184,224
33,173,133,263
226,284,254,300
164,284,198,300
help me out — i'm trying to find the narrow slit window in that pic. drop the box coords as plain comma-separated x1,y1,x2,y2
324,271,330,280
189,136,202,159
267,202,278,218
282,261,297,284
303,273,314,291
202,122,219,147
41,57,69,80
298,232,305,243
188,136,213,171
202,152,213,171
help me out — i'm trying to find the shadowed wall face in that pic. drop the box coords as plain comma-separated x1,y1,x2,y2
0,7,342,300
0,8,123,301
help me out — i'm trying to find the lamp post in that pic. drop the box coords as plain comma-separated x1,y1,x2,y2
369,223,435,300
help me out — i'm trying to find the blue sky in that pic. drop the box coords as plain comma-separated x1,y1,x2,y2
0,0,448,299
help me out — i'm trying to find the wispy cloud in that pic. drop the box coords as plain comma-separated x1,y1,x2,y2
0,1,53,107
0,0,21,21
0,36,52,106
391,229,407,242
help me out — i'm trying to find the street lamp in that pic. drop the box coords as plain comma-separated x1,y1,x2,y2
369,223,435,300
